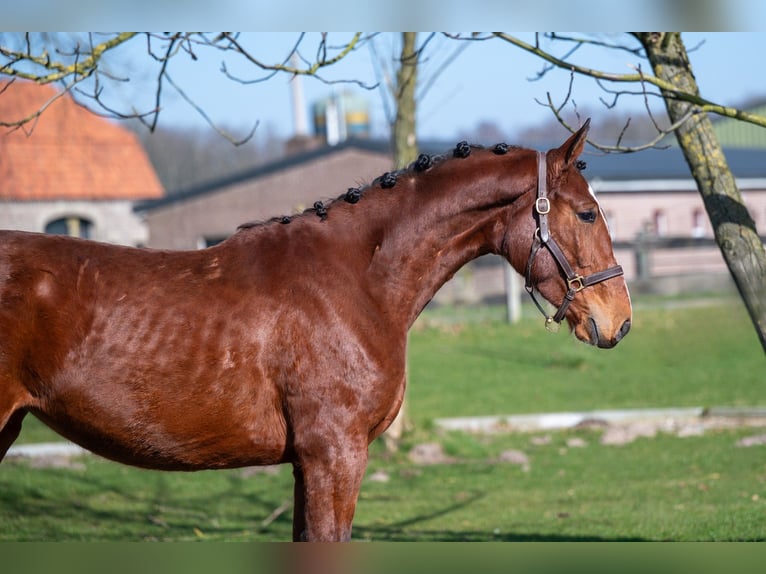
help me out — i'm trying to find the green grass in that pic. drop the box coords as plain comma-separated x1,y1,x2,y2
357,428,766,542
407,297,764,425
2,427,765,541
0,459,294,541
3,294,766,541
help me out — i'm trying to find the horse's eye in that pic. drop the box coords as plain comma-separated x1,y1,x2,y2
578,210,597,224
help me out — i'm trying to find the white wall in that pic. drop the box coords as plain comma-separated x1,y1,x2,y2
0,199,149,246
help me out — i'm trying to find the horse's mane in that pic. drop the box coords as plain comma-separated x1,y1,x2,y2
236,141,523,232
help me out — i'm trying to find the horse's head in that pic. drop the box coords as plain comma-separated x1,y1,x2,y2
514,120,632,348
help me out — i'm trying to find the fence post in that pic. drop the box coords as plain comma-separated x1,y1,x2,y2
635,230,651,281
504,262,522,324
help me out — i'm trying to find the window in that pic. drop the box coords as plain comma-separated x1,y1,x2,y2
45,216,93,239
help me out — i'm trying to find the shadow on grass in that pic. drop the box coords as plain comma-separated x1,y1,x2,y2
352,490,646,542
354,528,646,541
0,461,295,541
0,460,649,542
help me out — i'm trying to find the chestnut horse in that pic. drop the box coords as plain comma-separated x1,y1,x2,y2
0,121,631,541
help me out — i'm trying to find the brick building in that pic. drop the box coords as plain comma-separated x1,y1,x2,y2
0,81,164,245
139,139,393,250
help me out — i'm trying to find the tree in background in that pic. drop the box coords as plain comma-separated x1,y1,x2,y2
372,32,420,449
637,32,766,352
369,32,472,448
392,32,419,170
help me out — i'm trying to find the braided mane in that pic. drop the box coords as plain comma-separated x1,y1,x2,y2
236,141,521,232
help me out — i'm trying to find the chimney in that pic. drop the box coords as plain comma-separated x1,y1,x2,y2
285,55,322,155
290,55,309,138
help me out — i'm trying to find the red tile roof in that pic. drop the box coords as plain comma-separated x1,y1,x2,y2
0,80,164,200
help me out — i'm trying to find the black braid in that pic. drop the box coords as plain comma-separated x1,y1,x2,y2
493,143,509,155
380,172,397,188
414,153,433,172
344,187,361,204
453,141,471,158
280,216,291,224
576,160,587,171
313,200,328,221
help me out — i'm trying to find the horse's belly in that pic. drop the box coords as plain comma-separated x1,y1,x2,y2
33,376,290,471
35,409,290,471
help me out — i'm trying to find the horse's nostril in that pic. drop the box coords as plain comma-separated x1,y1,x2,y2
588,317,599,345
616,319,631,342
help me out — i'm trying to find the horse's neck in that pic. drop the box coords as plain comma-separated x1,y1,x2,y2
362,151,533,328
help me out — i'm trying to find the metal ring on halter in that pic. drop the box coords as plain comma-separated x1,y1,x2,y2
544,316,559,333
567,275,585,292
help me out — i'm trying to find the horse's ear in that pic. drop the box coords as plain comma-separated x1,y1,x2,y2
553,118,590,168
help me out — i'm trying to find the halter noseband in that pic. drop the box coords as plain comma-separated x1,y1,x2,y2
524,152,624,331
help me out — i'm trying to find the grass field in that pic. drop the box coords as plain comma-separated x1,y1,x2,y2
2,294,765,541
407,296,765,424
2,426,765,541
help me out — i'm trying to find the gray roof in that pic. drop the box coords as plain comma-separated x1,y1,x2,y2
136,139,393,212
580,145,766,181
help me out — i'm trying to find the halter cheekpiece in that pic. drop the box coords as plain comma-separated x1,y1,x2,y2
524,151,624,331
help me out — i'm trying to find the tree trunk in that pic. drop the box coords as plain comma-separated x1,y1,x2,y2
384,33,420,451
637,32,766,353
392,32,419,169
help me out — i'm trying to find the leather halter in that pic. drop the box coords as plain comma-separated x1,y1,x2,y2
524,152,624,331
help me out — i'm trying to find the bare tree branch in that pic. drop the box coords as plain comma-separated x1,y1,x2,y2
0,32,373,137
490,32,766,131
215,32,377,90
164,72,258,146
548,32,646,57
417,34,471,102
443,32,766,153
0,32,137,84
536,68,697,153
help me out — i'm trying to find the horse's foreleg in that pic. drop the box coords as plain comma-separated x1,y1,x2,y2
292,440,368,542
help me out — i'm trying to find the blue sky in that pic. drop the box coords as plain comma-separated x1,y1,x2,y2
110,32,766,143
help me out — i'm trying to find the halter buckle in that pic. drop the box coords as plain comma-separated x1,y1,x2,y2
567,275,585,292
535,197,550,215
